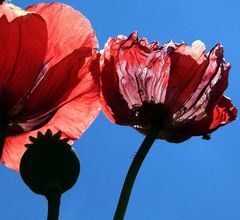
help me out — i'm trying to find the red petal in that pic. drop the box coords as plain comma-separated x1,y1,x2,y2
0,12,47,112
17,2,100,128
181,96,237,136
27,3,98,70
2,65,100,171
100,32,173,125
174,44,230,123
100,33,237,143
100,54,135,125
209,96,237,130
100,34,142,125
2,50,100,171
117,33,171,106
0,3,100,171
165,41,208,112
2,91,100,171
19,47,98,119
0,3,29,22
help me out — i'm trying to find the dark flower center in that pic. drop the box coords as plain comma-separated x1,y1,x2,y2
133,101,170,129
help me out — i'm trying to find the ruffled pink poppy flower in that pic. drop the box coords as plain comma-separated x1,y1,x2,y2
100,32,237,143
0,2,100,171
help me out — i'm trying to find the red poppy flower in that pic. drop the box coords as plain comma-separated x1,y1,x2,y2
0,2,100,171
100,32,237,143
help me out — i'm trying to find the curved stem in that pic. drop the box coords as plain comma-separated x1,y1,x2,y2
45,187,61,220
113,127,160,220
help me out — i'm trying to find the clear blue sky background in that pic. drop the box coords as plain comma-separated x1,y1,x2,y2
0,0,240,219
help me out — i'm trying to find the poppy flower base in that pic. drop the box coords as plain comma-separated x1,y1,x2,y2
20,130,80,220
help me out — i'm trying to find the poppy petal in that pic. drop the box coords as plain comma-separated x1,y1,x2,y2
100,33,174,125
165,41,208,112
2,50,100,171
0,12,47,112
0,2,28,22
2,85,100,171
10,2,101,130
27,3,98,70
116,33,170,106
18,47,99,119
209,96,237,130
174,44,230,123
0,3,100,171
100,35,138,125
100,55,134,125
100,33,237,143
181,96,237,137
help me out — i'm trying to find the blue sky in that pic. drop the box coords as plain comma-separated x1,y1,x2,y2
0,0,240,219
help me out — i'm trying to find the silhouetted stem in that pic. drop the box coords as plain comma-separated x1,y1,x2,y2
0,120,7,160
45,187,61,220
113,127,160,220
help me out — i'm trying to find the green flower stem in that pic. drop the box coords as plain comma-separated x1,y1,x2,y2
113,127,160,220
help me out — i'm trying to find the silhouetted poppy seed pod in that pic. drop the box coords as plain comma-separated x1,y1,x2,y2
20,130,80,195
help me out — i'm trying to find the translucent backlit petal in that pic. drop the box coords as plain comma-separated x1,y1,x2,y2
100,32,237,143
0,12,47,113
0,2,29,22
27,3,98,70
100,32,174,125
0,2,100,170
